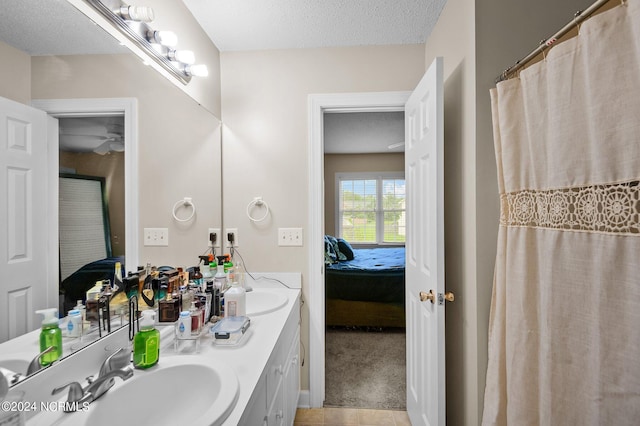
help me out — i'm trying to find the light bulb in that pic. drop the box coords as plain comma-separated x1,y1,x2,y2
168,49,195,65
148,30,178,47
120,5,155,22
185,64,208,77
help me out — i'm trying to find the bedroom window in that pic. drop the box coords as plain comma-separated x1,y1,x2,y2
337,173,405,244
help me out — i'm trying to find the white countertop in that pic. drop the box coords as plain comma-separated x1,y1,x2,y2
15,274,301,426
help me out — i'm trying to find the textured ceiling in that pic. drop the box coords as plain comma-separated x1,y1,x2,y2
0,0,126,55
183,0,447,52
0,0,446,54
324,112,404,154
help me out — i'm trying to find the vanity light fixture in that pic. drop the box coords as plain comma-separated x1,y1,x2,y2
185,64,209,77
118,5,154,22
146,30,178,47
167,49,195,65
79,0,208,85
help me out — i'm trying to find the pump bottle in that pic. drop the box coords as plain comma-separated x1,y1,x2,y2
36,308,62,366
133,310,159,369
224,281,246,317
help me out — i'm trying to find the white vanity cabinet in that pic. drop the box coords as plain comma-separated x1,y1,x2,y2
240,294,300,426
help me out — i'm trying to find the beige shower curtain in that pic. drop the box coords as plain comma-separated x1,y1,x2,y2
483,2,640,425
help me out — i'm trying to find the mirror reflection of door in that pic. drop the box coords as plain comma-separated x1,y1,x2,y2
57,116,125,316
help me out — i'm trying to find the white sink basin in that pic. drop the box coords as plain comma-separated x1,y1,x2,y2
31,356,238,426
245,290,287,316
0,353,33,376
88,356,238,426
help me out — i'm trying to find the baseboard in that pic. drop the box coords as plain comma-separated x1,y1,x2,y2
297,390,311,408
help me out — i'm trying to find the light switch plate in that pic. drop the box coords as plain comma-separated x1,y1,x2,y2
278,228,303,246
144,228,169,246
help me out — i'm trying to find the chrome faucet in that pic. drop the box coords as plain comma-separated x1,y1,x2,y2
52,368,133,411
51,347,133,412
26,346,57,375
84,367,133,401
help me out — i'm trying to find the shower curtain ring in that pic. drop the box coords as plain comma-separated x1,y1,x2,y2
574,11,583,35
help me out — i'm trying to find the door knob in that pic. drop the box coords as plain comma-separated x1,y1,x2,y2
419,290,435,303
419,290,455,304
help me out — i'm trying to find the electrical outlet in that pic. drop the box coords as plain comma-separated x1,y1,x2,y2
208,228,221,248
278,228,303,246
225,228,238,248
144,227,169,246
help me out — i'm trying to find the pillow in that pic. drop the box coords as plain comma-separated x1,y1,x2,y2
326,235,347,261
324,235,338,264
337,238,355,260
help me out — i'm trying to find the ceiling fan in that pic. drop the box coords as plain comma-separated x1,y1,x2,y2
93,135,125,155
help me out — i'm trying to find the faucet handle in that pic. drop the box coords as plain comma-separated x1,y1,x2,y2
99,347,130,377
52,381,84,403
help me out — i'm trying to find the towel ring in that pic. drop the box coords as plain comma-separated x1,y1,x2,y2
172,197,196,222
246,197,270,222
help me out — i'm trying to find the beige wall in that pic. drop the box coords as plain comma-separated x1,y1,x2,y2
0,41,31,104
324,153,404,236
59,151,126,257
142,0,222,117
31,53,222,269
220,44,425,389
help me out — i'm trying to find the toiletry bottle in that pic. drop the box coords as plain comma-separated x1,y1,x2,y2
133,310,159,369
113,261,123,292
176,311,191,339
180,284,192,311
192,266,203,288
213,256,228,290
158,293,180,323
224,281,246,317
74,300,88,331
224,255,233,274
66,309,82,338
36,309,62,366
189,301,202,336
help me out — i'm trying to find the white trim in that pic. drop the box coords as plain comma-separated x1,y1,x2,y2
307,91,410,407
32,98,139,271
297,390,311,409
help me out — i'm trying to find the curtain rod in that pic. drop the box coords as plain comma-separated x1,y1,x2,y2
495,0,617,84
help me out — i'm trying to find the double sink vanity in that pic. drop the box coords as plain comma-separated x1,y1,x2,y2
1,274,301,426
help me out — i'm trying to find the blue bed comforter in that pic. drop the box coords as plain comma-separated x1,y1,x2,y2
325,247,405,304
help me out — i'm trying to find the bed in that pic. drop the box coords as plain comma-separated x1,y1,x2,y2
60,256,125,314
324,237,405,328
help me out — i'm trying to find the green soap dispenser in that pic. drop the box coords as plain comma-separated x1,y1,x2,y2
133,309,160,369
35,308,62,366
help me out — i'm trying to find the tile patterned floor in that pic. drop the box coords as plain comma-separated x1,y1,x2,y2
294,408,410,426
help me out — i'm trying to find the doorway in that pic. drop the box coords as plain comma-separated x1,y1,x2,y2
323,110,406,409
307,91,411,407
31,98,139,304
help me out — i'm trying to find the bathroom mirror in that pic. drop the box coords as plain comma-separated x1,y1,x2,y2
0,0,222,383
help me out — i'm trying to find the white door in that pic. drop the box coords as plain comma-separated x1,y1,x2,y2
404,57,447,426
0,96,54,343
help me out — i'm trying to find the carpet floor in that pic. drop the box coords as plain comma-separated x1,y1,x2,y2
324,327,406,410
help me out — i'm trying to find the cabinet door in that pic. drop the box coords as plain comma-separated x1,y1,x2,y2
239,374,268,426
283,327,301,425
267,380,285,426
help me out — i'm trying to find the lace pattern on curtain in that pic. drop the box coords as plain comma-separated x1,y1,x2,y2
500,179,640,234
